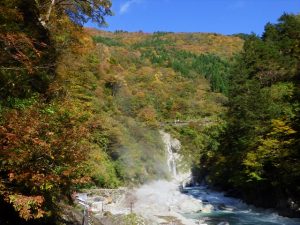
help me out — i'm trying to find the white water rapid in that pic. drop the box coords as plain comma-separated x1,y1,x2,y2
86,131,300,225
129,131,300,225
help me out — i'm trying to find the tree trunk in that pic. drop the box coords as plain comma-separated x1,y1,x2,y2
45,0,56,22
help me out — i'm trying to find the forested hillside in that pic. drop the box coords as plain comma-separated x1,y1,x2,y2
199,14,300,217
1,0,299,223
0,0,243,223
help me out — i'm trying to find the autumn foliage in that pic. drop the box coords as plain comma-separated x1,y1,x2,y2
0,106,90,219
5,0,299,222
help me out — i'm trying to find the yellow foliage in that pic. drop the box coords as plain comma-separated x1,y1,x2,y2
270,119,296,136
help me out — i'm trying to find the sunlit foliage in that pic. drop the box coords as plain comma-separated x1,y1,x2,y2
0,1,245,222
201,14,300,212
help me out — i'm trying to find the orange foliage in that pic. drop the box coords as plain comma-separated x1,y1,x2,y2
7,195,45,220
0,33,45,72
0,108,89,219
137,106,158,126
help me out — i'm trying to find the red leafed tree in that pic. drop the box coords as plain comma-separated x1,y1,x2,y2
0,0,55,98
0,107,90,220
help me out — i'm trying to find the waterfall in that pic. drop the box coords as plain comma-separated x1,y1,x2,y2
74,133,300,225
160,131,179,178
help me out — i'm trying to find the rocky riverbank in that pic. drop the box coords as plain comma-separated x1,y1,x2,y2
70,178,217,225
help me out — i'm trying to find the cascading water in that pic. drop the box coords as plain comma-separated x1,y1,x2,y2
131,131,300,225
88,131,300,225
159,130,178,178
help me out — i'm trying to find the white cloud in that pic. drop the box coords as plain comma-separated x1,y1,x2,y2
119,0,142,15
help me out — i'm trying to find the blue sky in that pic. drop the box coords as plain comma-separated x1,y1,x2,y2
87,0,300,35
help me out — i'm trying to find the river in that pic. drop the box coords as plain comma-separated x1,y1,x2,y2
130,178,300,225
86,131,300,225
132,131,300,225
181,185,300,225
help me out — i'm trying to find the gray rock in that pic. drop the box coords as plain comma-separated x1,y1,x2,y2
94,197,104,202
171,138,181,152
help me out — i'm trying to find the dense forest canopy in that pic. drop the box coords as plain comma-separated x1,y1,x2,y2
199,14,300,216
0,0,300,223
0,0,114,222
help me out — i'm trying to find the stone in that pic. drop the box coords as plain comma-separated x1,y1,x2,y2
93,197,104,202
171,138,181,152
